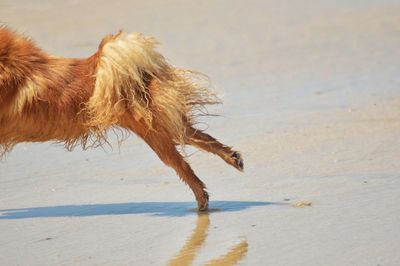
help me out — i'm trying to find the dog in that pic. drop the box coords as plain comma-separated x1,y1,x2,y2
0,27,243,211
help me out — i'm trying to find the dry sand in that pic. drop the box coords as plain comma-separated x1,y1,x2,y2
1,1,400,265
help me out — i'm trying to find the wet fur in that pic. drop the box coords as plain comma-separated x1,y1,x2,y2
0,27,243,211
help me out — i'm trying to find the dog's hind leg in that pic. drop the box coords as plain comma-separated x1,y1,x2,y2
123,117,209,211
185,126,244,172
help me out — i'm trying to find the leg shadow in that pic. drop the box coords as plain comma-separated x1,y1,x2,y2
0,200,284,219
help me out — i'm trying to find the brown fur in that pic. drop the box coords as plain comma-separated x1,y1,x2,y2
0,27,243,211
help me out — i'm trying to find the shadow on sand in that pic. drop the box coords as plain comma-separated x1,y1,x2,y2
0,200,283,219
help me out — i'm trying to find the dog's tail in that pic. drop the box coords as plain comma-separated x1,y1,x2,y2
86,31,220,143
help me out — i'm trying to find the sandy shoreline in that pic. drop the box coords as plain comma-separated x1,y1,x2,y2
1,1,400,265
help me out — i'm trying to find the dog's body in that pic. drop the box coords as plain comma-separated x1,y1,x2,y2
0,27,243,210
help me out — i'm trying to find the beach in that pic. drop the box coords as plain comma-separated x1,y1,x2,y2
1,1,400,265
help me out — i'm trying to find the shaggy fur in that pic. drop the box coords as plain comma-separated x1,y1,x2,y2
0,27,243,211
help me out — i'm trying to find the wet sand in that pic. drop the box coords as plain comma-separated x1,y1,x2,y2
1,1,400,265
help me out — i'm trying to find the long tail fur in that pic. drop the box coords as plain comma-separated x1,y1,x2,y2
87,31,220,145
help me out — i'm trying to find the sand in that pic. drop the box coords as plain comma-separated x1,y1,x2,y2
1,1,400,265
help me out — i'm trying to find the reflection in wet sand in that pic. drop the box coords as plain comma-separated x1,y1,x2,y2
168,214,209,266
168,214,248,266
204,241,248,266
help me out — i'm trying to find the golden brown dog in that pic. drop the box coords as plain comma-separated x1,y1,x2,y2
0,27,243,211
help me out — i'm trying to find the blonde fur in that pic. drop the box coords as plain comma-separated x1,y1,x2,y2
87,32,218,144
9,77,43,115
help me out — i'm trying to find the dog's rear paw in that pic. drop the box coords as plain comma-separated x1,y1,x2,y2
231,151,244,172
197,191,209,212
198,201,209,212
